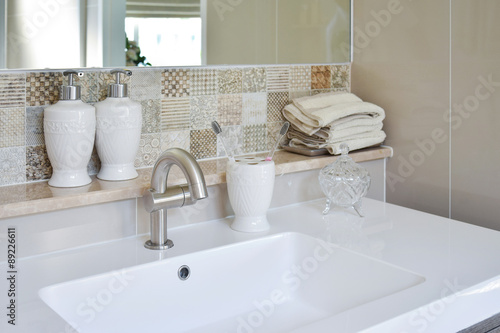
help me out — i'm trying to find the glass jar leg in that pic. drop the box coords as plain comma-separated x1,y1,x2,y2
322,198,332,215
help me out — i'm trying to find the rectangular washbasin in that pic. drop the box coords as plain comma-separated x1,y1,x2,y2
39,232,424,333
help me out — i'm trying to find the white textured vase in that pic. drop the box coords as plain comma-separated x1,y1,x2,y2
95,98,142,181
44,100,96,187
226,157,275,232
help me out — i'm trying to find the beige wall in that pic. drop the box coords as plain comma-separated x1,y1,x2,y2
352,0,500,230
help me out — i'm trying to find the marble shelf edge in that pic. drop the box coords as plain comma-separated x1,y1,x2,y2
0,147,392,219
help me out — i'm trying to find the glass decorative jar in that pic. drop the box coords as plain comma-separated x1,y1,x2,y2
318,143,371,216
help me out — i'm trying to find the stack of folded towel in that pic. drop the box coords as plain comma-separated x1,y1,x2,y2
282,92,386,155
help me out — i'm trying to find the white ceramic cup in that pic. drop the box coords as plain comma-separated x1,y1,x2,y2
226,157,275,232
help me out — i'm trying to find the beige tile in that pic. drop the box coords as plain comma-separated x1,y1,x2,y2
217,94,242,126
26,72,63,106
190,95,217,130
0,107,25,148
135,134,161,168
0,147,26,186
450,0,500,230
352,0,450,217
290,65,311,91
266,66,290,91
190,129,217,159
161,69,190,98
218,69,242,94
26,145,51,182
311,65,332,90
161,98,191,131
267,91,288,122
243,67,266,93
190,68,217,96
0,73,25,108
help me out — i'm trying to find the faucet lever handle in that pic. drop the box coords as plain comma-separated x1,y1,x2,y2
143,185,188,213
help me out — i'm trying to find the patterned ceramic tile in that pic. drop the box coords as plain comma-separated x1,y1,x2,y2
311,89,335,96
217,94,242,126
289,91,311,103
218,69,242,94
135,134,161,168
130,68,162,100
26,145,51,181
217,125,243,158
266,66,290,91
25,106,45,146
201,159,219,176
332,64,351,91
0,73,25,108
0,107,25,148
161,69,190,98
290,66,311,91
87,146,101,176
242,67,266,93
161,98,191,132
242,93,267,125
190,95,217,130
267,121,289,151
267,92,288,122
311,65,332,90
79,71,99,104
97,72,131,102
243,124,267,153
190,68,217,96
0,147,26,186
190,129,217,160
26,72,63,106
161,130,191,152
141,99,161,134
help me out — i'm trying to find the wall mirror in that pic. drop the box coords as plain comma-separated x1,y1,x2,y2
0,0,350,70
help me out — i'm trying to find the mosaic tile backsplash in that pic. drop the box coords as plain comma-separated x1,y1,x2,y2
0,64,350,187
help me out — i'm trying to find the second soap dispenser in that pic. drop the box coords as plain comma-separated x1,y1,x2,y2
95,69,142,181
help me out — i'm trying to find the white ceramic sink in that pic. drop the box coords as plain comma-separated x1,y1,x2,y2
39,232,424,333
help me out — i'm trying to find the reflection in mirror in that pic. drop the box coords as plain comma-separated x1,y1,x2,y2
0,0,350,70
205,0,350,65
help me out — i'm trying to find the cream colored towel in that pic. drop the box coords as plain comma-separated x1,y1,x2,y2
293,92,362,113
288,123,383,143
283,92,386,154
283,101,385,136
289,130,386,155
283,104,318,135
326,131,386,154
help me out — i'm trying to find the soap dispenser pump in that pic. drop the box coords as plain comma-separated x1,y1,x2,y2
95,69,142,181
44,71,96,187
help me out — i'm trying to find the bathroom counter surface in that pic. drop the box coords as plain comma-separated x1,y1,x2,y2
0,147,391,219
3,197,500,333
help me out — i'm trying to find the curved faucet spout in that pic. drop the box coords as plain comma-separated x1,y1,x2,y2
150,148,208,201
144,148,208,250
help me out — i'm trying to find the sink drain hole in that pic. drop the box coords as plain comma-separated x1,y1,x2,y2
178,265,190,281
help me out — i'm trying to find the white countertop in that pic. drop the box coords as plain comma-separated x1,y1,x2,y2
2,197,500,333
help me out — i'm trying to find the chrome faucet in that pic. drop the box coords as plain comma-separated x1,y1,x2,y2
143,148,208,250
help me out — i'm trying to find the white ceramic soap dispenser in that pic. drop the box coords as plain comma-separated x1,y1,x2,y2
44,71,96,187
95,69,142,181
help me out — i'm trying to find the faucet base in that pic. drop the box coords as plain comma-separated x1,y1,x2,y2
144,239,174,250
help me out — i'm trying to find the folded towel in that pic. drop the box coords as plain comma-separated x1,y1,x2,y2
288,123,383,143
283,101,385,135
283,104,318,135
282,92,386,155
293,92,362,114
289,130,387,155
